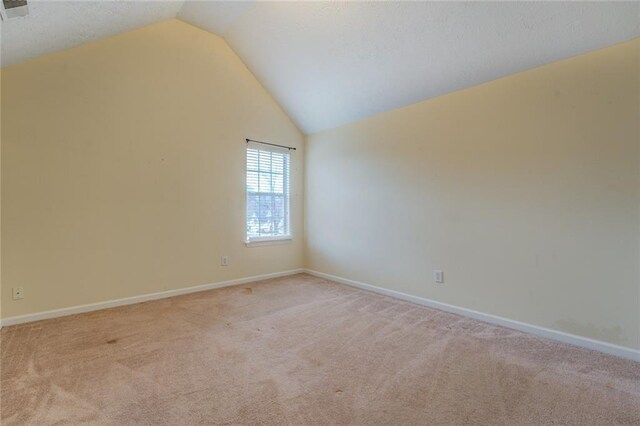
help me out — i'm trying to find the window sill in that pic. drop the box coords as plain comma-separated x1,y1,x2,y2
245,237,292,247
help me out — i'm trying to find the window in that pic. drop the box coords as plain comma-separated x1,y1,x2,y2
246,142,291,243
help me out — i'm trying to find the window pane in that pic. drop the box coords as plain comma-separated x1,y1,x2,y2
247,171,259,192
247,149,260,171
246,193,260,237
273,174,284,193
259,152,272,172
246,145,290,240
272,154,284,173
259,172,272,193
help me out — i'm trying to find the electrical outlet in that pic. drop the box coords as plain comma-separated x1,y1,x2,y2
12,286,24,300
221,256,229,267
433,270,444,284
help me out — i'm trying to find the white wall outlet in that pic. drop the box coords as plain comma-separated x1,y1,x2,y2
433,270,444,284
12,286,24,300
221,256,229,267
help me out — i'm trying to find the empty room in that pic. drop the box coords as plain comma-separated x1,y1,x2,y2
1,1,639,424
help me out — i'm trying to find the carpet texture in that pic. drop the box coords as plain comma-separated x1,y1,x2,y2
1,273,639,425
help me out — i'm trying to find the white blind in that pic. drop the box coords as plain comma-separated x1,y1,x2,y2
246,142,291,241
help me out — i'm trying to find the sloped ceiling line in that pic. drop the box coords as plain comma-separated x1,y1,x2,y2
2,1,639,134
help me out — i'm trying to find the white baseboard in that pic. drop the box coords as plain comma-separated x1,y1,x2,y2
1,269,304,327
304,269,640,363
3,268,638,362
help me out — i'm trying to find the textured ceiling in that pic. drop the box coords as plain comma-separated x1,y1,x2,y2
219,1,640,133
2,1,639,134
177,1,254,35
0,1,184,68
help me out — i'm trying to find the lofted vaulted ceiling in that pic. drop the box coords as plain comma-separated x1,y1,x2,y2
2,1,639,133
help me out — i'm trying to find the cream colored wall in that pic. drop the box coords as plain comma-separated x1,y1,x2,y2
0,67,2,323
306,39,640,350
1,19,304,318
1,18,638,352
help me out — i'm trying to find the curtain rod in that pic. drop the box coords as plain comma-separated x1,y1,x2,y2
246,138,296,151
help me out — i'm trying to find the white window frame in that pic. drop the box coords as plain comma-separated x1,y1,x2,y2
245,141,292,246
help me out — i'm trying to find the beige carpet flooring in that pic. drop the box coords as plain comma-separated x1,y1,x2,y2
1,273,639,425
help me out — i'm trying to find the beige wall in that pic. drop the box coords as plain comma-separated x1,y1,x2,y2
306,39,640,350
1,19,304,318
1,18,638,353
0,67,2,322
